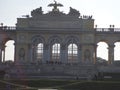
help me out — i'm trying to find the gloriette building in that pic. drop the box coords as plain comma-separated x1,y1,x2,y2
0,1,120,79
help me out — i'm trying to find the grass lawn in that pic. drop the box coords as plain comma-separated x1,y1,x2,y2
0,79,120,90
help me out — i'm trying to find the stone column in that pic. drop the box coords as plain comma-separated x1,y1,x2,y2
30,45,35,63
43,44,49,63
0,44,3,62
94,44,98,64
60,44,67,64
81,44,85,63
31,46,34,62
33,45,37,62
28,44,33,62
14,42,18,64
14,42,16,63
108,44,115,64
78,44,82,63
0,49,2,63
3,45,6,62
29,45,32,62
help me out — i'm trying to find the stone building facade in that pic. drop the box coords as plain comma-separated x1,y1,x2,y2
0,1,120,79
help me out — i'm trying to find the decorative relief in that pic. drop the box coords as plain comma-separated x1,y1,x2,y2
19,48,25,60
84,49,91,62
19,35,25,43
30,1,80,17
82,34,94,43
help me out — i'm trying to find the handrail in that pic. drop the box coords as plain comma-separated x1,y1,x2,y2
95,28,120,32
0,26,120,32
0,26,16,30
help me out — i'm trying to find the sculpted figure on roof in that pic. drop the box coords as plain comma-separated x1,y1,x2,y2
31,7,43,17
48,0,63,12
68,7,80,17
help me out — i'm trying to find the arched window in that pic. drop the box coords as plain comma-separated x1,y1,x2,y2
52,43,60,61
36,43,43,61
68,43,78,63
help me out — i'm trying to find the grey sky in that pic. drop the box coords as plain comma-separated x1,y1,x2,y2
1,0,120,60
0,0,120,27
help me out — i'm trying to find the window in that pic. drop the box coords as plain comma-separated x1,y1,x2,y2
68,43,78,63
36,43,43,61
52,43,60,61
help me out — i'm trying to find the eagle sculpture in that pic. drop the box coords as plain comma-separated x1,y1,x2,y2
48,0,63,11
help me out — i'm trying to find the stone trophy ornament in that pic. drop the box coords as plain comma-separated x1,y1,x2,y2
68,7,80,17
31,7,43,17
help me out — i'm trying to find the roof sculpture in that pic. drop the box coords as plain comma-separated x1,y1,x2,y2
48,0,63,12
31,0,80,17
17,1,93,29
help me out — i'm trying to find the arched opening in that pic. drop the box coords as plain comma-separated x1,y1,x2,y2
68,43,78,63
97,42,108,61
52,43,60,61
4,40,15,62
114,42,120,61
36,43,43,62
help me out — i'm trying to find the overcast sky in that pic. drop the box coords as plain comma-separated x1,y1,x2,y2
0,0,120,28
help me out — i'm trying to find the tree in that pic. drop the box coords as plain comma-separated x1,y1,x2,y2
96,57,107,66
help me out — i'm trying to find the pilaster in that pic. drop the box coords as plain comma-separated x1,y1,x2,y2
78,44,82,63
94,44,98,64
60,44,67,63
2,45,6,62
0,44,3,62
43,44,50,63
108,44,115,64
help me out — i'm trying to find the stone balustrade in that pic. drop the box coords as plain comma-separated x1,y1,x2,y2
1,26,120,33
0,26,16,30
95,28,120,32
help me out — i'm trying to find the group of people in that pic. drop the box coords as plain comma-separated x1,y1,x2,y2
46,61,62,64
